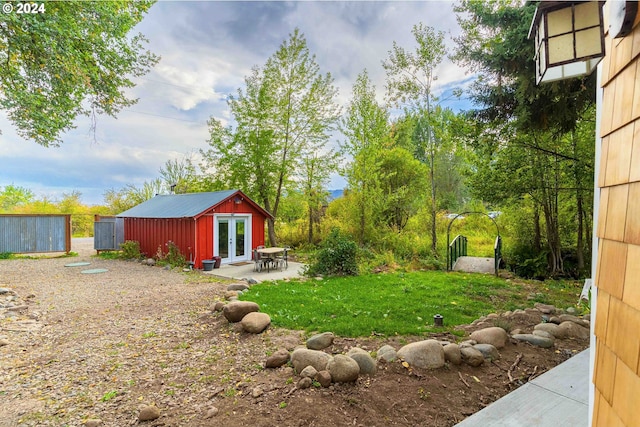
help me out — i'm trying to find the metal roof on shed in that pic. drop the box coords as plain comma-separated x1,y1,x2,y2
117,190,239,219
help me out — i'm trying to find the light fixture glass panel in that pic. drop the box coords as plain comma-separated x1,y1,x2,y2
547,7,573,36
539,42,546,70
574,2,600,29
548,33,575,64
562,61,588,77
575,27,603,58
543,66,564,82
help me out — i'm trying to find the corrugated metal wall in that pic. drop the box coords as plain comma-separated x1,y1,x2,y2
0,214,71,253
94,216,125,251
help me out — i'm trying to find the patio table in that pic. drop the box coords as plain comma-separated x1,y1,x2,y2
257,247,285,272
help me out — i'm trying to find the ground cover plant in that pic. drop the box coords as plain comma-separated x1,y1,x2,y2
1,240,590,427
240,271,583,337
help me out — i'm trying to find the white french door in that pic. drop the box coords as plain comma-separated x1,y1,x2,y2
215,215,251,264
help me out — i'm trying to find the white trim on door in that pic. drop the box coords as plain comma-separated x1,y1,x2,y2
214,214,252,264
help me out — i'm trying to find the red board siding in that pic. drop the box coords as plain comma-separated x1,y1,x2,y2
122,194,268,269
123,217,197,265
195,215,214,267
205,199,267,252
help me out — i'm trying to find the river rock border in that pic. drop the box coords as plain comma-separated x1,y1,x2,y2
216,281,591,388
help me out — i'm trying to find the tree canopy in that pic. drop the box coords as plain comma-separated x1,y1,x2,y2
203,29,340,245
0,0,159,146
452,0,596,134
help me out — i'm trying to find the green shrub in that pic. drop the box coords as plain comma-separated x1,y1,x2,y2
306,228,358,277
163,240,186,268
120,240,142,260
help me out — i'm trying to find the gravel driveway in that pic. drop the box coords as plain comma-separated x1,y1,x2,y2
0,246,263,426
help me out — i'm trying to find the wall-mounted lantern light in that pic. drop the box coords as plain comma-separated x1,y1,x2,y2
528,1,605,85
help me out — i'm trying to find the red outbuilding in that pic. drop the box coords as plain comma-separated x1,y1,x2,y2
117,190,272,269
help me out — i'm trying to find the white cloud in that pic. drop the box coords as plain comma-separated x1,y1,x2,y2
0,1,475,206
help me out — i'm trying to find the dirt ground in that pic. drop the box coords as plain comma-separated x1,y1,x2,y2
0,241,589,427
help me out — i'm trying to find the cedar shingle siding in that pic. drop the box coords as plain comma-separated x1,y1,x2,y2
592,7,640,426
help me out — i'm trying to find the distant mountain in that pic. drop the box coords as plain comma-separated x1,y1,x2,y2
328,189,344,201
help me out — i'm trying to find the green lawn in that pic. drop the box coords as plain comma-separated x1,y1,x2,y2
239,271,583,337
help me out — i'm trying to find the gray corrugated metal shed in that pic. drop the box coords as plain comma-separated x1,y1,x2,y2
117,190,239,218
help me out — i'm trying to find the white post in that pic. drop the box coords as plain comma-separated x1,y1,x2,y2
588,58,603,427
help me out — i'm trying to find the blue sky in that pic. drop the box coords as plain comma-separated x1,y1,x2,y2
0,1,475,205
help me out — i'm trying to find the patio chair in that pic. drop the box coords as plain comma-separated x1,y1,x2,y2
274,246,289,270
253,249,265,272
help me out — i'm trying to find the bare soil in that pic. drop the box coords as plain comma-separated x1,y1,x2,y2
0,242,588,427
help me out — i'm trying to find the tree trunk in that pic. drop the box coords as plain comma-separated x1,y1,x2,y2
430,148,437,255
262,197,278,247
533,205,542,252
308,204,313,244
359,180,366,245
540,172,563,275
572,130,585,272
576,190,585,271
267,217,277,247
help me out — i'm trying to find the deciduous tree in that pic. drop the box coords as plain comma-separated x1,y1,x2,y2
0,1,159,146
203,29,340,245
453,0,596,276
340,70,389,245
382,24,447,253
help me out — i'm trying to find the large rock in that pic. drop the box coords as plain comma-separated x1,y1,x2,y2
223,301,260,323
533,322,566,339
443,343,462,365
460,346,484,367
291,348,332,373
306,332,335,350
265,349,290,368
314,370,332,388
558,314,590,328
532,330,555,340
327,354,360,383
240,312,271,334
473,343,500,361
469,327,509,349
299,365,318,379
138,405,160,421
227,283,250,292
534,303,556,314
347,348,377,376
397,339,445,369
297,377,313,389
376,345,397,362
512,334,555,348
557,321,589,340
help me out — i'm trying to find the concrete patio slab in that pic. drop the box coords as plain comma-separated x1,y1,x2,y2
455,348,590,427
453,256,495,274
203,261,306,282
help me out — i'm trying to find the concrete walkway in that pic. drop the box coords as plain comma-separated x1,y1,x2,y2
203,260,306,282
453,256,496,274
455,348,590,427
